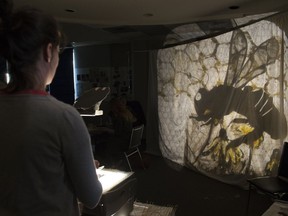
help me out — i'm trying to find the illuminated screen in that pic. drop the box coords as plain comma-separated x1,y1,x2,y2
157,12,288,186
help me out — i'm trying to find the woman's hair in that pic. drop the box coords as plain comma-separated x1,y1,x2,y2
0,0,65,92
110,97,136,122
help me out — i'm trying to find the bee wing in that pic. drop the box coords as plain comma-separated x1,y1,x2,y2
234,37,279,88
224,30,248,87
224,29,280,88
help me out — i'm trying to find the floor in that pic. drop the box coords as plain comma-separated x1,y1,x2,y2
121,153,274,216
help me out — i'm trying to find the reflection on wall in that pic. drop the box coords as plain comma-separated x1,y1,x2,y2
0,57,9,89
157,13,288,186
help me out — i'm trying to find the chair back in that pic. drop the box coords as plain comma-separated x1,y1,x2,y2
278,142,288,179
128,124,144,149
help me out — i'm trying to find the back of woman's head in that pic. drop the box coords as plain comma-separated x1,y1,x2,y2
0,0,65,92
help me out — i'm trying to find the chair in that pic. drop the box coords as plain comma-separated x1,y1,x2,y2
246,142,288,215
124,124,145,171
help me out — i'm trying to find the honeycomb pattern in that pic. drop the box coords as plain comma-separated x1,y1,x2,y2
157,19,288,182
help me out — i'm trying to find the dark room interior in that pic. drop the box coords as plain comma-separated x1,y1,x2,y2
2,1,288,216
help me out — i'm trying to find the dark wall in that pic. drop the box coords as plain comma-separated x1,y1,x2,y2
132,50,149,120
74,44,111,68
49,48,74,105
73,43,148,110
49,43,149,124
0,57,7,87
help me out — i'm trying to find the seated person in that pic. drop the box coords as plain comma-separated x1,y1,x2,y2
127,99,146,127
103,96,137,166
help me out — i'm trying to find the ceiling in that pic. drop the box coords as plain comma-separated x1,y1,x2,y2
12,0,288,48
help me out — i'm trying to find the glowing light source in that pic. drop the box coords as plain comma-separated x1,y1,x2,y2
96,169,133,193
5,73,10,84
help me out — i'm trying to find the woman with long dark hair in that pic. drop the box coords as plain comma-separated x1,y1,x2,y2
0,1,102,215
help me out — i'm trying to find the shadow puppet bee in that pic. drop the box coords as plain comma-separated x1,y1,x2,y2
189,29,287,175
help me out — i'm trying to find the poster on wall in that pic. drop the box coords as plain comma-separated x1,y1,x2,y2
157,12,288,186
75,66,133,100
